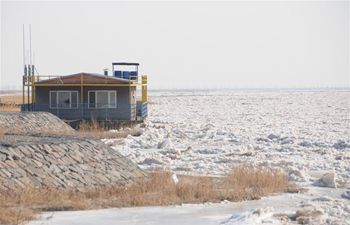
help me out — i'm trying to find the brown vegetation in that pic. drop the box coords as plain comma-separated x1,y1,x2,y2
222,166,294,200
0,95,24,112
0,167,292,225
0,105,20,112
77,119,142,138
0,95,24,104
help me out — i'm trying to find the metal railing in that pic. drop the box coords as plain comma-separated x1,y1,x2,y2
23,74,143,85
21,103,147,121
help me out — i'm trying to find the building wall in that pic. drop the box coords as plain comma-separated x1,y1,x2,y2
34,86,136,121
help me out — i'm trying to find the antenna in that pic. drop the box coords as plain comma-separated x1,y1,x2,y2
29,24,32,75
22,24,25,106
29,24,31,66
22,24,36,109
33,51,36,75
22,24,26,75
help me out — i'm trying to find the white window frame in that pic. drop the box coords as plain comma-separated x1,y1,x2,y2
88,90,117,109
49,91,79,109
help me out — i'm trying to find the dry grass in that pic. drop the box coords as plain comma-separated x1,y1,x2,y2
78,119,142,138
221,166,292,200
0,167,292,225
0,95,25,104
0,95,25,112
0,105,20,112
0,188,87,225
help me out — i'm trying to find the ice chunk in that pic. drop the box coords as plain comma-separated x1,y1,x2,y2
280,137,294,145
256,137,270,142
341,190,350,200
333,140,350,150
157,136,174,149
142,158,163,165
298,141,313,148
171,173,179,184
267,134,280,140
288,168,306,182
197,149,217,154
292,206,324,225
312,196,333,202
216,129,227,135
314,172,337,188
222,207,277,225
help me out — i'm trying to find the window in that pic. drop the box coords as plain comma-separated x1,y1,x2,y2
50,91,78,109
88,90,117,108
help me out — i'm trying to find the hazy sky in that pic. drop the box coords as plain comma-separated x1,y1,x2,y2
1,1,349,90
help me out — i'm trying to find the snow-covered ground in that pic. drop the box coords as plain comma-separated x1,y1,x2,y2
28,187,350,225
30,89,350,224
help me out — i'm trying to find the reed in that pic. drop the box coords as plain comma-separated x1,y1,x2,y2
0,167,292,225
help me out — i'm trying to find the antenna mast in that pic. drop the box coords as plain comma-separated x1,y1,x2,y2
29,24,32,76
26,25,30,108
22,24,26,105
22,24,25,71
22,24,34,109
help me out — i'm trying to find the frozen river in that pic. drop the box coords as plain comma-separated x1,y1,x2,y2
112,89,350,180
30,89,350,224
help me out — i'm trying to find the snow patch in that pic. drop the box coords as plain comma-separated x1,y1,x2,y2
221,208,280,225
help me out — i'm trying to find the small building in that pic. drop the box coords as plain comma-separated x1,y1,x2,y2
22,62,148,122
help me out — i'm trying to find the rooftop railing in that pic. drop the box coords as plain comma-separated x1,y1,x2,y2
23,74,143,85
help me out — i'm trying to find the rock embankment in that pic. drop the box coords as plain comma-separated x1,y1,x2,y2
0,112,75,135
0,139,144,189
0,112,145,189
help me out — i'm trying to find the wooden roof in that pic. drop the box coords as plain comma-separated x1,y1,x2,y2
35,73,131,85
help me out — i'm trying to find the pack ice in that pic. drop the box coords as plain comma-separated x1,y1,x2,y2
105,90,350,224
